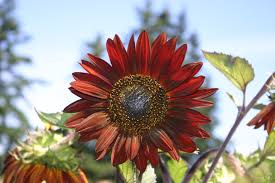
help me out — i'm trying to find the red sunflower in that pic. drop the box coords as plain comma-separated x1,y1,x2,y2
247,102,275,133
64,31,217,172
2,154,88,183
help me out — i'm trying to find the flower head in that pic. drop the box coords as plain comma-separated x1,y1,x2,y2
64,31,217,172
2,130,88,183
247,101,275,134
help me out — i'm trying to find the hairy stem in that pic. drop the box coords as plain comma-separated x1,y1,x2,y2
182,148,219,183
202,72,275,183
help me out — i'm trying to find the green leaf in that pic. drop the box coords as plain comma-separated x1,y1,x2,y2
167,158,188,183
118,161,156,183
203,51,254,91
35,108,74,129
118,161,136,183
262,131,275,157
226,92,241,110
253,103,267,110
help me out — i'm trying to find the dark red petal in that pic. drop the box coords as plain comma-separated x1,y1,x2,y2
185,88,218,99
96,125,118,154
65,111,91,128
167,76,205,97
166,62,203,91
150,39,175,79
143,140,159,167
168,44,187,72
80,60,114,85
79,130,102,142
68,87,106,103
113,35,130,75
125,136,140,160
106,39,125,76
136,31,150,74
134,148,147,173
111,135,127,166
171,132,196,153
151,32,167,62
168,148,180,161
127,35,137,74
64,99,107,113
247,103,275,127
87,53,119,81
167,108,211,124
96,149,109,160
166,121,210,138
76,112,109,133
149,129,174,152
169,98,213,109
71,81,109,99
73,72,112,92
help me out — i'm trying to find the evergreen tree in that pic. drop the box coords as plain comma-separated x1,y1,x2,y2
0,0,32,169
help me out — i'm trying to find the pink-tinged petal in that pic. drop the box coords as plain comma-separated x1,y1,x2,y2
80,60,114,85
111,135,127,166
96,125,118,154
136,31,150,74
106,39,125,76
167,76,205,97
70,81,109,99
168,44,187,72
125,136,141,160
149,129,173,152
127,35,137,74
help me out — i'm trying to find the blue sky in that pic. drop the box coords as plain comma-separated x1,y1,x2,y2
15,0,275,155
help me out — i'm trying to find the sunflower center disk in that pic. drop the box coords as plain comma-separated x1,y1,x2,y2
108,75,168,135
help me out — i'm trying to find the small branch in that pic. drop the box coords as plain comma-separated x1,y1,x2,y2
182,148,219,183
159,156,172,183
202,72,275,183
247,155,266,172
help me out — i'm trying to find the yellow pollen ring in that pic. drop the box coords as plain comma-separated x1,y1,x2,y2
108,75,168,135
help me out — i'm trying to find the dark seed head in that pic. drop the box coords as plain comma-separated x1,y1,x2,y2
108,75,168,135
